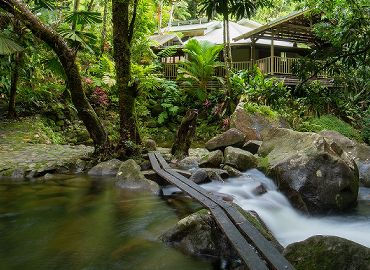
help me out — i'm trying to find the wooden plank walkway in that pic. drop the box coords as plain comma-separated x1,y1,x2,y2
149,152,295,270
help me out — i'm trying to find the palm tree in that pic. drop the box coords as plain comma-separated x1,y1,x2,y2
178,39,223,102
199,0,269,111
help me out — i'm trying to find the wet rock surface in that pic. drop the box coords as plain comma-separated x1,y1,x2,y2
88,159,122,176
259,128,359,213
116,159,160,194
284,235,370,270
0,144,94,179
224,146,258,171
161,208,282,268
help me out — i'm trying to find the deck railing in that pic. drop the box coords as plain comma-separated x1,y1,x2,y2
162,56,328,79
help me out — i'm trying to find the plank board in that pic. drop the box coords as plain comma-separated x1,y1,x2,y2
153,152,295,270
149,153,269,270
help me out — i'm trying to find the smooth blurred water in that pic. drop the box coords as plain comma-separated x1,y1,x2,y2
202,169,370,248
0,176,211,270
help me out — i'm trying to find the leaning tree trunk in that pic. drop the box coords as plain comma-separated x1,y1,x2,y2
171,109,198,160
0,0,109,150
7,51,23,119
112,0,141,155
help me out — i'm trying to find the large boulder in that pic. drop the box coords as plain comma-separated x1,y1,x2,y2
284,235,370,270
205,128,245,151
161,208,282,268
224,146,258,171
116,159,160,194
259,128,359,213
88,159,122,176
230,102,289,141
320,130,370,187
199,150,224,168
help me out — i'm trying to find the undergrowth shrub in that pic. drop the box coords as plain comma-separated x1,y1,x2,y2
298,115,362,142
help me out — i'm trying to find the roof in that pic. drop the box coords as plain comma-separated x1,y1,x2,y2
149,34,182,47
234,9,314,43
186,21,293,47
159,20,293,48
165,20,221,35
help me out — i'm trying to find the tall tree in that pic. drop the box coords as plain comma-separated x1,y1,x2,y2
112,0,141,155
0,0,109,151
200,0,269,113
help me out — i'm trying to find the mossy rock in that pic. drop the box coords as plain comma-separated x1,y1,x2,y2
284,235,370,270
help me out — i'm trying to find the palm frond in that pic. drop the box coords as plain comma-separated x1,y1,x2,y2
0,34,23,55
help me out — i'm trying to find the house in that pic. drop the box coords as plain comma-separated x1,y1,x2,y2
150,10,331,86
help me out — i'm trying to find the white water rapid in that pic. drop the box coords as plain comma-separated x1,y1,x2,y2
201,169,370,248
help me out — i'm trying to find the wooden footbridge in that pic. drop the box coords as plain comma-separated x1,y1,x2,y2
149,152,295,270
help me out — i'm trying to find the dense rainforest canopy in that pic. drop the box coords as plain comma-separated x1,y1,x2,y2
0,0,369,159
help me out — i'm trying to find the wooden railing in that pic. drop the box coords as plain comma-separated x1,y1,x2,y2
162,56,329,79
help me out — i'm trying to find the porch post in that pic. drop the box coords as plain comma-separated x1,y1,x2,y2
271,31,275,75
251,37,256,63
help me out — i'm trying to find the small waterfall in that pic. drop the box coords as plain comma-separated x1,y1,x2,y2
202,169,370,248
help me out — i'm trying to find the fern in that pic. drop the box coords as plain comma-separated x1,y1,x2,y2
0,34,23,55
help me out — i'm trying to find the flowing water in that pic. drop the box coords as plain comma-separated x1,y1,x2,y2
202,169,370,248
1,171,369,270
0,176,211,270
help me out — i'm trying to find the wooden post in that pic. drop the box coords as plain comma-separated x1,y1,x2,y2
271,32,275,75
251,38,256,63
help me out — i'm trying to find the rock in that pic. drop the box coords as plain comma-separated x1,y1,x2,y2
203,168,229,180
242,140,262,154
140,160,152,171
230,102,289,141
142,170,169,186
252,184,267,196
143,139,157,151
259,128,359,213
199,150,224,168
358,162,370,187
116,159,160,194
88,159,122,176
224,147,258,171
283,235,370,270
161,208,281,267
0,144,94,179
173,169,192,178
189,169,209,184
177,156,199,170
205,128,245,151
222,165,243,177
320,130,370,187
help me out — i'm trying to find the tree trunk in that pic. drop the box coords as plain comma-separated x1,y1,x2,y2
167,3,175,31
0,0,109,150
171,109,198,159
100,0,108,54
112,0,141,155
7,52,23,119
72,0,80,30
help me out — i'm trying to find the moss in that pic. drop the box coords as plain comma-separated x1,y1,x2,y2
257,156,270,173
243,103,279,120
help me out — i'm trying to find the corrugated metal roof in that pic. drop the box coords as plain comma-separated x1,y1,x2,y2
149,34,182,46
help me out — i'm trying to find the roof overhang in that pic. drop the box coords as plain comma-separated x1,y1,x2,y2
233,9,316,44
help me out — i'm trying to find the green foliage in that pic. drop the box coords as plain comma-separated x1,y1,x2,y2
178,39,223,102
243,103,279,120
362,111,370,144
231,66,289,109
298,115,362,142
0,34,24,55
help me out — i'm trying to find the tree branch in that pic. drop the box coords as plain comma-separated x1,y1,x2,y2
297,45,370,89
